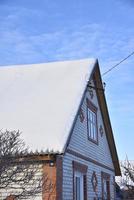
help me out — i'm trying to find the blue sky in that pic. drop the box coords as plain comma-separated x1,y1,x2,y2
0,0,134,160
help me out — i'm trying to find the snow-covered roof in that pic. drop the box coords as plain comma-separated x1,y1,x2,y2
0,59,96,152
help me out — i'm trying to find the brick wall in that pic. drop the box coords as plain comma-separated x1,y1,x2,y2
42,156,63,200
42,163,57,200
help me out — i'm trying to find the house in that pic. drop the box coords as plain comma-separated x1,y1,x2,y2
0,59,121,199
116,160,134,200
115,183,123,199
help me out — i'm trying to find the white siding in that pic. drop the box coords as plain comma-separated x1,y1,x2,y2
63,80,115,199
63,153,115,200
0,164,42,200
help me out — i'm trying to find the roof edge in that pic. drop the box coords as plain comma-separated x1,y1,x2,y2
0,58,96,69
93,61,121,176
62,59,98,153
62,59,121,176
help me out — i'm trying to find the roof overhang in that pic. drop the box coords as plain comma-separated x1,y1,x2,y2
93,61,121,176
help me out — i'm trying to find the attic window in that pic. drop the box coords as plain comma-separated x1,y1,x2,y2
86,98,98,144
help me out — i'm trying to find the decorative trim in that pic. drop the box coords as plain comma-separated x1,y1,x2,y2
72,161,88,174
79,108,85,123
91,171,98,192
99,125,104,137
101,171,111,200
86,98,97,113
56,156,63,200
101,171,110,179
84,175,87,200
89,88,94,99
67,149,115,172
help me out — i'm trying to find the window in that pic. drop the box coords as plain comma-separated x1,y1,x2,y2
86,98,98,143
73,161,88,200
75,171,84,200
101,172,110,200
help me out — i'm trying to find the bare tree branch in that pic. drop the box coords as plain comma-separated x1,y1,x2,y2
0,130,54,200
119,158,134,199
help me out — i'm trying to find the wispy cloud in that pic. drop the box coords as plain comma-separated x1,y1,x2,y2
0,0,134,159
0,16,134,67
0,1,134,67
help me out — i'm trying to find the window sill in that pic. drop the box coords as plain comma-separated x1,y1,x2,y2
88,136,98,145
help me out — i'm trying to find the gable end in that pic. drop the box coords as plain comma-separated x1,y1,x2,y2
92,61,121,176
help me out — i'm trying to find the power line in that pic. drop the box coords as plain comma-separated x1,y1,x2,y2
102,51,134,76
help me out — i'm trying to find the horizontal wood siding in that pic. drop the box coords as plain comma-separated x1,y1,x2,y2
68,81,114,169
0,164,43,200
1,163,57,200
63,153,115,200
63,79,115,199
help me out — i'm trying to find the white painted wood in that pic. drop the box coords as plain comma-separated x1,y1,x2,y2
74,171,84,200
63,79,115,199
1,164,43,200
63,153,115,200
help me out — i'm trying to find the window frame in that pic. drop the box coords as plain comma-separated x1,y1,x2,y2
101,172,111,200
72,161,88,200
86,98,98,144
75,171,84,200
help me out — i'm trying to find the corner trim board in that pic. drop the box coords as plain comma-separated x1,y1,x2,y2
56,156,63,200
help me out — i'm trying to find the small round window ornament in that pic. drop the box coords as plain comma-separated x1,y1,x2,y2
99,125,104,137
89,89,94,99
79,108,85,123
91,171,98,192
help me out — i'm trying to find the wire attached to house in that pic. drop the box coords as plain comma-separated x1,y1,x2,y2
102,51,134,76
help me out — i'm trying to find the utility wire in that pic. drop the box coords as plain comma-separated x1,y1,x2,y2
102,51,134,76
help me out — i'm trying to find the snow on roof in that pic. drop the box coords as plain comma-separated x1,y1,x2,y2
0,59,96,152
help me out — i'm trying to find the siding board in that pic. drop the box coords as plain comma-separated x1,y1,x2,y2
63,80,115,200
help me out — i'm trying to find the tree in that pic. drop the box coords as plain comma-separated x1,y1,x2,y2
117,159,134,199
0,130,53,200
121,159,134,199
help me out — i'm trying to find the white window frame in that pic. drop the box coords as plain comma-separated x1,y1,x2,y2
74,171,84,200
87,107,97,142
101,172,111,200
